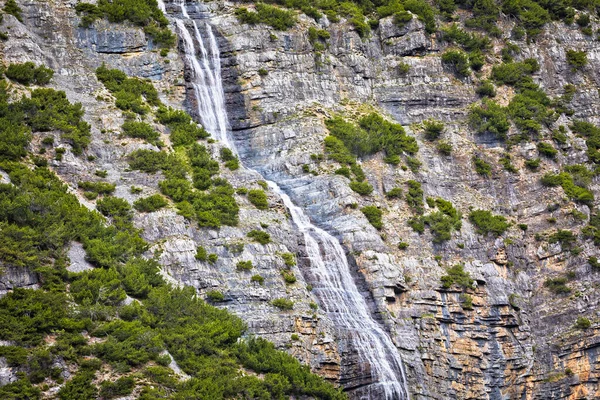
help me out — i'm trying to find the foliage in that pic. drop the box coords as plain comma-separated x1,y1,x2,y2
326,114,417,162
544,276,571,294
96,65,160,114
121,120,160,143
440,264,474,289
476,80,496,97
537,142,557,158
468,209,509,236
271,298,294,310
566,49,587,71
0,95,343,400
349,180,374,195
133,194,168,212
421,198,462,243
423,120,444,141
473,156,491,177
5,62,54,85
574,316,591,329
235,3,297,30
247,229,271,244
248,189,269,210
361,205,383,229
406,180,424,214
220,147,240,170
236,260,254,271
469,100,509,140
540,171,594,204
75,0,174,47
99,376,135,399
3,0,22,21
441,50,470,77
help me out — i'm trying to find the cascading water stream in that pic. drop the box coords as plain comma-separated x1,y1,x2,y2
168,3,410,398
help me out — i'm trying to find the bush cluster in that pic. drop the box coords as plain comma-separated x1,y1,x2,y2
468,209,509,237
5,62,54,85
75,0,174,47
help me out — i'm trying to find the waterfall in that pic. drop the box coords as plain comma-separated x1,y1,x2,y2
169,6,411,399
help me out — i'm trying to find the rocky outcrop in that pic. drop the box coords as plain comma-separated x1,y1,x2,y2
3,0,600,398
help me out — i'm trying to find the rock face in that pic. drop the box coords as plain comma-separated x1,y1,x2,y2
3,0,600,399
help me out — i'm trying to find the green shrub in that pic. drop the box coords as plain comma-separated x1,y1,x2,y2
5,62,54,85
220,148,240,170
75,0,174,47
281,252,296,267
575,316,591,329
441,50,471,77
251,274,264,285
469,100,509,140
525,158,540,170
247,230,271,245
271,298,294,310
544,277,571,294
96,196,133,227
194,245,208,261
436,141,453,156
440,264,474,289
476,81,496,97
468,209,509,236
128,149,168,173
406,180,424,214
349,180,373,195
361,206,383,229
133,194,168,212
3,0,22,22
460,293,474,310
99,376,135,399
423,120,444,141
473,156,492,177
235,4,296,30
548,229,577,249
386,187,403,199
566,49,587,71
589,256,600,269
282,271,296,284
248,189,268,210
236,260,253,271
78,181,116,195
537,142,557,158
121,121,160,143
206,290,225,302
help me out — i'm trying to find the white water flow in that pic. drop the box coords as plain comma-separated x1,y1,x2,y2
172,8,410,399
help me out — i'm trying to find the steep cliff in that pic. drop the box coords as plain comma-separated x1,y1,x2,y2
2,0,600,399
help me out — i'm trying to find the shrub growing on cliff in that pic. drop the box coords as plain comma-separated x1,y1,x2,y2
247,230,271,245
423,120,444,141
440,264,474,289
133,194,168,212
235,4,296,30
468,210,509,236
566,49,587,71
75,0,174,47
349,180,374,195
3,0,22,22
271,298,294,310
5,62,54,85
247,189,268,210
473,156,492,177
544,277,570,294
361,206,383,229
574,316,591,329
468,100,509,140
121,121,159,143
441,50,470,77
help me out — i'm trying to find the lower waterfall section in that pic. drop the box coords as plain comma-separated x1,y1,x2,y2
168,3,411,398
